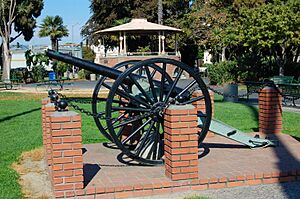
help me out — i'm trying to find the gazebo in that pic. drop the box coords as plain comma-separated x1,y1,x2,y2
93,18,182,67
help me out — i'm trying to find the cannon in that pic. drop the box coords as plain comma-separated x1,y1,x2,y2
46,50,276,165
46,50,212,165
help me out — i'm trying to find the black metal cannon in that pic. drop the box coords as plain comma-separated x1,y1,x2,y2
46,49,212,165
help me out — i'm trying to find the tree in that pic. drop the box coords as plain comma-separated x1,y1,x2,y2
81,0,190,44
0,0,43,82
39,15,69,51
189,0,300,79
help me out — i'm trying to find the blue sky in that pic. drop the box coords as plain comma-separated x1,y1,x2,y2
14,0,91,46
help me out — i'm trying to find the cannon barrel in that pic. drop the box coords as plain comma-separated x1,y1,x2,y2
46,49,123,80
46,49,187,98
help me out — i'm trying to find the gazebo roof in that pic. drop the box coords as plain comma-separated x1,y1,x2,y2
95,18,181,34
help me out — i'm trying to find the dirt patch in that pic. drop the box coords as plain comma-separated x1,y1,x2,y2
12,148,54,199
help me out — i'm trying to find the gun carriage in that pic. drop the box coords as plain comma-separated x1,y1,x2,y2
46,50,276,165
46,50,211,165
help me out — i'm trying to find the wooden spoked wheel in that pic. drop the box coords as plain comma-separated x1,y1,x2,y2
105,58,212,165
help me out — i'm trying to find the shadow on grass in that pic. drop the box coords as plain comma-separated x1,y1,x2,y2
0,107,40,123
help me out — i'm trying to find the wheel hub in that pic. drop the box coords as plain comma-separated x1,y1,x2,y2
150,102,165,119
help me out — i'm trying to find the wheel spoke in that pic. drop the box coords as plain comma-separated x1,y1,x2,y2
175,80,197,100
150,68,157,79
164,68,183,103
129,74,154,104
121,118,152,144
116,126,126,138
151,122,160,160
160,63,166,101
95,97,129,105
111,113,150,129
145,66,158,102
103,81,130,94
135,121,155,156
115,88,151,108
180,95,205,105
112,106,151,112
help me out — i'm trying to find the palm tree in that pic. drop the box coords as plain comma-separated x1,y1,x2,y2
39,15,69,50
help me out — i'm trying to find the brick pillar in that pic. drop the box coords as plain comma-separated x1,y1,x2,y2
164,104,199,181
42,98,50,146
45,103,56,168
259,86,282,134
49,111,84,198
192,90,214,138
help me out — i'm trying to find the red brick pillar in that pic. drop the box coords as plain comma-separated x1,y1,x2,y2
44,103,56,168
192,90,214,138
164,104,199,181
259,86,282,134
49,111,84,198
42,98,50,146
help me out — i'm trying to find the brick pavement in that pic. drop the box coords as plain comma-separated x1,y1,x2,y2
79,133,300,198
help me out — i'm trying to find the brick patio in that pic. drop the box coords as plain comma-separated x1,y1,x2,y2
79,132,300,198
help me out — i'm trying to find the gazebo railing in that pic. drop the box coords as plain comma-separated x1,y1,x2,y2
96,51,180,58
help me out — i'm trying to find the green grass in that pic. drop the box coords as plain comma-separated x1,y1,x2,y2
214,94,300,137
0,92,107,198
0,92,299,198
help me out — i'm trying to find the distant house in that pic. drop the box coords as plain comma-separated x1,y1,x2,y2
10,44,82,71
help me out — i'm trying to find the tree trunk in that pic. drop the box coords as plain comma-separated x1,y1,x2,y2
1,39,11,82
158,0,163,25
51,38,57,51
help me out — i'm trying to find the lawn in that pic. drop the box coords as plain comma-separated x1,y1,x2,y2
0,92,299,198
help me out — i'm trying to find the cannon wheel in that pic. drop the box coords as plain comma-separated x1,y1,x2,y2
105,58,212,165
92,60,140,141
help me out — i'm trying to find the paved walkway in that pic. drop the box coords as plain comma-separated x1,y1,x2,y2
134,181,300,199
81,133,300,198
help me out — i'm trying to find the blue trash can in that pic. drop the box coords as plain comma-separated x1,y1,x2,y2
48,72,56,80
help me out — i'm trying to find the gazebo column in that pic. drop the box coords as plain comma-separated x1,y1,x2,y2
175,33,178,56
119,32,123,55
124,32,127,55
158,31,161,55
162,31,165,55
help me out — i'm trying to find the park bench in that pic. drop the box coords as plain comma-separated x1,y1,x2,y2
270,76,294,84
244,76,300,106
0,81,13,90
36,78,73,91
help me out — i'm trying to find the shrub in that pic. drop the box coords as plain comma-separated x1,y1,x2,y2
78,69,92,80
32,65,47,82
207,61,248,85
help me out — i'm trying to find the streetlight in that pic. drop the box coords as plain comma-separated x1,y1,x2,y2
71,23,80,77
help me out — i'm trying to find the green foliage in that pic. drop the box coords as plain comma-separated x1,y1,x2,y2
0,0,44,82
137,45,151,52
189,0,300,78
82,47,96,62
38,15,69,50
54,61,72,74
207,61,248,85
77,69,92,80
79,47,96,80
25,50,49,82
0,0,44,42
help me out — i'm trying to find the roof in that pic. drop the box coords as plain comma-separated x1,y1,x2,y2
95,18,181,34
